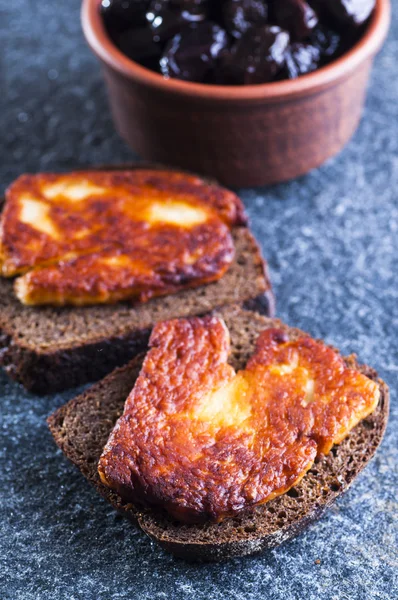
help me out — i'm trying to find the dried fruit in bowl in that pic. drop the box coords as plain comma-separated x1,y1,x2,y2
101,0,377,83
161,22,229,81
217,25,290,85
273,0,318,41
222,0,269,39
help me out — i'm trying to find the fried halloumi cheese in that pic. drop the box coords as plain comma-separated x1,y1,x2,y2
0,170,246,306
98,316,380,524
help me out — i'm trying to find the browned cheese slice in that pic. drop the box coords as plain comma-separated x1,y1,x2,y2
98,316,380,523
0,170,246,305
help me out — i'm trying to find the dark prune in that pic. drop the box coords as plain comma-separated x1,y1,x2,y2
217,26,290,85
146,0,209,43
274,0,318,41
310,25,342,61
222,0,269,39
312,0,375,27
284,43,321,78
100,0,377,84
160,22,229,82
114,26,162,62
207,0,224,23
171,0,210,21
100,0,150,31
146,1,184,42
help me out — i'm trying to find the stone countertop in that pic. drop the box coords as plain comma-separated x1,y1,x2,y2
1,1,397,599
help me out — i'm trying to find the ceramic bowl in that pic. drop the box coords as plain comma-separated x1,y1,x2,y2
82,0,391,187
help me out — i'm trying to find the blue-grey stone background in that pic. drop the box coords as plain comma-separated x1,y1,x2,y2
1,1,397,598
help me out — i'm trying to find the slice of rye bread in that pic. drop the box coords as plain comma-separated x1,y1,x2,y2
48,305,389,562
0,216,273,394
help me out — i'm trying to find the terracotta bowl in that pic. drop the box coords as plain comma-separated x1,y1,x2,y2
82,0,391,188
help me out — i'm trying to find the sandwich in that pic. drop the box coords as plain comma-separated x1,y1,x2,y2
48,305,388,561
0,166,272,393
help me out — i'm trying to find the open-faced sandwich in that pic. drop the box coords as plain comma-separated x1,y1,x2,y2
48,305,389,562
0,166,272,393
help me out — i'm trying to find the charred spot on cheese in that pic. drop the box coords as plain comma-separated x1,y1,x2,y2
98,317,380,524
1,170,245,305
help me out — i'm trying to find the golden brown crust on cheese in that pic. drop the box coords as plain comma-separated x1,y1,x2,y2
13,224,234,306
98,316,379,524
1,170,246,306
0,226,273,394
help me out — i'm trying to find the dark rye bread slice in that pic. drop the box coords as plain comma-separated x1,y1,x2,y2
0,226,273,394
48,305,389,562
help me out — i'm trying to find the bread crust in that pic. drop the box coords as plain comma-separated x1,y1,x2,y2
47,306,389,562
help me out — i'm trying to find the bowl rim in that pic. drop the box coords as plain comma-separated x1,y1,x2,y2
82,0,391,101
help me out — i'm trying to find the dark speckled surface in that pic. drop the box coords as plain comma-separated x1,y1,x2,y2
1,1,397,598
